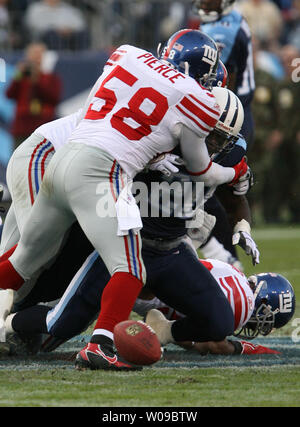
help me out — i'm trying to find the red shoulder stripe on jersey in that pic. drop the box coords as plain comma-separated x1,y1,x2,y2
224,276,242,330
234,276,249,327
219,277,232,306
176,105,211,133
189,94,220,117
199,259,214,270
180,96,219,127
187,160,212,176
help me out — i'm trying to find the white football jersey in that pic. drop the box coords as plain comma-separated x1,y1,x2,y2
34,109,81,151
134,258,255,331
68,45,221,177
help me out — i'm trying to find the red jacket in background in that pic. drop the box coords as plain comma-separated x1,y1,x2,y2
6,72,62,138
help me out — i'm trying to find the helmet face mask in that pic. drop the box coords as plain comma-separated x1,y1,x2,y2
235,274,296,339
206,127,237,157
208,86,244,158
203,60,228,90
236,299,277,339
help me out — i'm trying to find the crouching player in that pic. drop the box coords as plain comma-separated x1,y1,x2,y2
142,260,295,355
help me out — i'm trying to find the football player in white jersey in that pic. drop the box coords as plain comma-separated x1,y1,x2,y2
0,110,82,257
0,30,250,370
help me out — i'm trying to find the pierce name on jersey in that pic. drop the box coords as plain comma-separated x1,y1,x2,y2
68,45,221,178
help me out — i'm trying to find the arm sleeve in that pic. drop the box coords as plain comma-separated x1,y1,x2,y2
179,126,235,187
175,89,221,139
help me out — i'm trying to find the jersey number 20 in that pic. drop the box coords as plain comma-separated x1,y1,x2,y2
85,65,168,140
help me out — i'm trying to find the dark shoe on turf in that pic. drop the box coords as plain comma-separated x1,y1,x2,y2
7,331,43,355
75,342,142,371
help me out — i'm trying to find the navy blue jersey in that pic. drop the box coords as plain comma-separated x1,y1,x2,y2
134,139,246,240
201,10,255,108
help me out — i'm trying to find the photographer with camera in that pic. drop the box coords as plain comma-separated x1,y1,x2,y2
6,42,62,150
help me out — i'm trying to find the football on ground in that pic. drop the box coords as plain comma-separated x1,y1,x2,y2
114,320,162,366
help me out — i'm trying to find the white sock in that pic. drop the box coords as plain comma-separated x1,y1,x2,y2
92,328,114,341
4,313,15,334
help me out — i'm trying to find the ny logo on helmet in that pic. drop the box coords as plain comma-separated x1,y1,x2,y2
202,44,218,66
279,293,293,313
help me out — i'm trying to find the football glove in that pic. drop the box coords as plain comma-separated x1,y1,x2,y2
228,339,281,355
232,167,254,196
229,156,249,186
232,219,260,265
148,153,184,176
240,340,281,355
187,210,216,249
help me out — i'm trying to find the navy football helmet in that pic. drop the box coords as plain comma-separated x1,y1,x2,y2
235,273,296,339
159,29,219,86
193,0,236,23
213,60,228,88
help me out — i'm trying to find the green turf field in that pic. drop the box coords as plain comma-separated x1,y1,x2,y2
0,225,300,408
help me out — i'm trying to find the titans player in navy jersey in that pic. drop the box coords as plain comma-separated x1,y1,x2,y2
192,0,256,267
193,0,255,147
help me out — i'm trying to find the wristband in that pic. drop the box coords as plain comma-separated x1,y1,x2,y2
233,219,251,235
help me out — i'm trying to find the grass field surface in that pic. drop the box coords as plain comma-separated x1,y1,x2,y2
0,225,300,408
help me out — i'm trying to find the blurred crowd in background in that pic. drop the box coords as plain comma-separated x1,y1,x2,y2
0,0,300,224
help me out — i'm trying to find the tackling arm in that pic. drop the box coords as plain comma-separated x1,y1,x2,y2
179,126,247,187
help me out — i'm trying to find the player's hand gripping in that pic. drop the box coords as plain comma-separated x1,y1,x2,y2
148,153,184,176
232,166,254,196
229,156,249,186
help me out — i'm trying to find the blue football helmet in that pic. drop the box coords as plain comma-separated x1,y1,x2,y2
203,59,228,90
235,273,296,339
213,60,228,87
159,29,219,86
